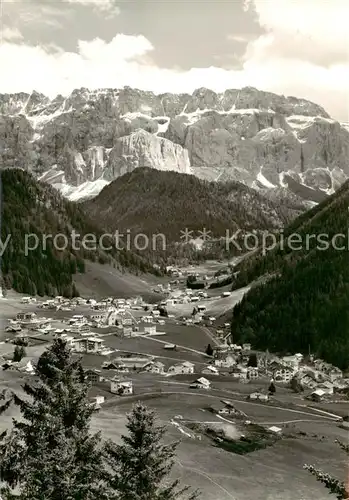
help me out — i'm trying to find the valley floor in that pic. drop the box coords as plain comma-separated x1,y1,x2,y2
0,269,346,500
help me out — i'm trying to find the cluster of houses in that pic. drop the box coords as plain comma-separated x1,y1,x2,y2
208,338,349,401
4,291,348,409
21,295,144,313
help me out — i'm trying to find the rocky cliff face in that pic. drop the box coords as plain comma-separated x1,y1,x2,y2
1,86,348,202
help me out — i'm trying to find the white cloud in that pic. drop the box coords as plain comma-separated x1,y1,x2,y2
1,27,23,42
0,0,348,122
227,35,249,43
65,0,120,13
246,0,349,66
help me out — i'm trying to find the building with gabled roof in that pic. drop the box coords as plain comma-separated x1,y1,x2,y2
168,361,195,375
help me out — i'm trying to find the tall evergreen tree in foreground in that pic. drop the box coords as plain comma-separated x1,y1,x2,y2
304,440,349,499
0,339,113,500
105,402,199,500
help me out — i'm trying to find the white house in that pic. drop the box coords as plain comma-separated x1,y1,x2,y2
144,325,156,335
299,373,317,389
16,312,36,322
214,354,236,368
102,360,130,372
190,377,211,389
163,344,177,350
168,361,195,375
269,363,294,383
316,381,334,395
143,315,154,323
328,367,343,382
144,361,165,374
249,392,269,402
69,323,91,334
85,369,102,383
89,312,108,324
90,395,105,408
71,337,104,354
69,315,87,325
202,365,219,375
310,388,326,402
282,355,302,370
268,426,282,435
122,326,133,337
110,378,133,395
230,366,248,380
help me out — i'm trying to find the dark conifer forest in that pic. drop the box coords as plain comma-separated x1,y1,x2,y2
231,180,349,369
0,169,157,297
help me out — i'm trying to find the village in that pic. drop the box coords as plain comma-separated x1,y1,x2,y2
1,274,348,414
1,265,349,499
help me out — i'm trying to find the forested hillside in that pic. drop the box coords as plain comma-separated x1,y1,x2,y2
84,167,304,264
0,169,156,297
231,180,349,368
85,167,303,239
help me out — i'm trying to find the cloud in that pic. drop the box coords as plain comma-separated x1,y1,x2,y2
1,27,23,42
0,1,348,121
227,35,249,43
65,0,120,13
4,2,72,29
246,0,349,67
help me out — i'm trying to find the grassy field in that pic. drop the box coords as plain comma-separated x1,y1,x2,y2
91,392,346,500
73,261,165,301
1,292,348,499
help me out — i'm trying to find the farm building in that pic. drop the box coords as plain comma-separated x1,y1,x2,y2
110,378,133,395
202,365,219,375
248,392,269,402
71,337,104,354
85,369,102,383
143,361,165,374
190,377,211,389
168,361,195,375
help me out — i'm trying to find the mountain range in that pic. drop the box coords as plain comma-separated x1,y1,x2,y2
1,86,348,204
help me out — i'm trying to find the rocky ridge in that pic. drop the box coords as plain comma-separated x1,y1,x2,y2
1,86,348,202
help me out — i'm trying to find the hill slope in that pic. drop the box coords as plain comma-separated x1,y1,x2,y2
85,167,304,241
0,169,157,297
231,180,349,368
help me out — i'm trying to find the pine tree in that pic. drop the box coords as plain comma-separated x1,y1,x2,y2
0,339,114,500
268,381,276,394
13,345,26,362
247,353,257,367
105,402,199,500
304,440,349,499
205,344,213,356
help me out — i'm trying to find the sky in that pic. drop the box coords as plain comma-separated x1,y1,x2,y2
0,0,348,121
